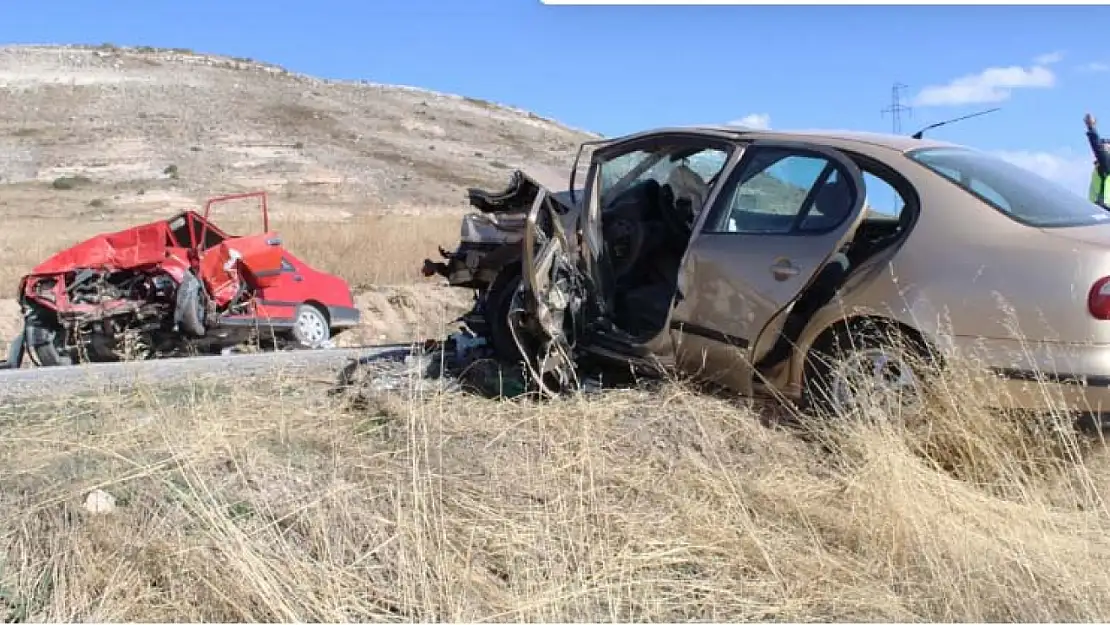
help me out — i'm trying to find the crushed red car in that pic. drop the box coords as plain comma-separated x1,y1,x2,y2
10,191,360,367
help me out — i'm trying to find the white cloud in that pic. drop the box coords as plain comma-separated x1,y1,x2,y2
1034,50,1065,66
1078,61,1110,73
992,149,1094,198
913,59,1056,107
728,113,771,130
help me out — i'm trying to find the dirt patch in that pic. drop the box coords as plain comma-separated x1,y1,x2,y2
341,284,472,345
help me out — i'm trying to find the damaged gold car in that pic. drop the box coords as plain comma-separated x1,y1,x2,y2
424,126,1110,422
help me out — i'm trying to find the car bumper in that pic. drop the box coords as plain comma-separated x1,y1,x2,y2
327,305,361,329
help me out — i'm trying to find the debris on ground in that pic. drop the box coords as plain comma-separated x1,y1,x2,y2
83,489,116,514
330,324,612,408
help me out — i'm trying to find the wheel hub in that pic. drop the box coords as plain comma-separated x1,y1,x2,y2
297,310,327,346
829,347,924,420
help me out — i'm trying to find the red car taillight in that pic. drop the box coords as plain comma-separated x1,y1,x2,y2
1089,276,1110,319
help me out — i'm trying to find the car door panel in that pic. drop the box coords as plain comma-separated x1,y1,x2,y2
254,257,310,324
670,141,868,394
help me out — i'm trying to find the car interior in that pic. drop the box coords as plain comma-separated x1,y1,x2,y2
166,211,231,251
594,143,916,359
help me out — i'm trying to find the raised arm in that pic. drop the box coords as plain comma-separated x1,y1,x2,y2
1086,113,1110,176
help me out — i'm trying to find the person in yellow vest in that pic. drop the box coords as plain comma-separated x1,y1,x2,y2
1085,113,1110,207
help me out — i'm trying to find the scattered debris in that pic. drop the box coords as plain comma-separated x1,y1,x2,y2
332,324,613,408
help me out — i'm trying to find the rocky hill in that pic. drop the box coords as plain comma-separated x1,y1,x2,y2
0,44,599,220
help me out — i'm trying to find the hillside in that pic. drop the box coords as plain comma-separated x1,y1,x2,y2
0,43,604,345
0,44,598,221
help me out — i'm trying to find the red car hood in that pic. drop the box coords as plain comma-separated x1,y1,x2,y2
28,221,173,277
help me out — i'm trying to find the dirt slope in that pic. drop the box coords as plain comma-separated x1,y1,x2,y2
0,43,598,221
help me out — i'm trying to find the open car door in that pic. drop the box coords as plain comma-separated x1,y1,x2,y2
669,140,868,396
192,192,283,308
514,173,605,397
202,191,270,235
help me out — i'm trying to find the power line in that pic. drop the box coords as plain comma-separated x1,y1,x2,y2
881,82,912,134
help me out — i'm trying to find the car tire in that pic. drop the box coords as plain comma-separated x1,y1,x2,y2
484,265,523,363
176,271,207,338
292,304,331,349
803,320,934,423
23,309,73,367
3,331,24,369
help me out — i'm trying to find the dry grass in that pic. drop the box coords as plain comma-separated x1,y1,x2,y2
3,355,1110,622
0,213,463,296
266,213,463,289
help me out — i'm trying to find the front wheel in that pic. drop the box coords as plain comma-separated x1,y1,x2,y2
291,304,331,349
484,266,523,363
23,309,74,367
803,321,933,424
3,331,25,369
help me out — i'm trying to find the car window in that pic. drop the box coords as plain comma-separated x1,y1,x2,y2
706,149,856,235
190,216,228,250
861,171,906,221
599,150,650,196
685,149,729,182
908,147,1110,228
167,215,192,247
598,145,730,205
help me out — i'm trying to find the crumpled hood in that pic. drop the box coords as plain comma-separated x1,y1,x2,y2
467,169,582,215
28,220,172,276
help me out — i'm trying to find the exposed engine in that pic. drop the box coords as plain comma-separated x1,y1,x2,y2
60,268,182,362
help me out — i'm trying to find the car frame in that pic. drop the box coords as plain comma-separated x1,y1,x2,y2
425,125,1110,423
13,191,359,368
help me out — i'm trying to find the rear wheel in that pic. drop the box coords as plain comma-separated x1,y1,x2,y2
292,304,330,349
803,321,932,423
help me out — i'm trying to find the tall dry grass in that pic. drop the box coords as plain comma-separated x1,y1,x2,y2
2,353,1110,621
268,214,463,289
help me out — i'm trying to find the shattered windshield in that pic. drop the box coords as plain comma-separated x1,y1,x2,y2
599,146,730,205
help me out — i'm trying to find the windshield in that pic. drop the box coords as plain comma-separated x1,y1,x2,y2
599,146,730,206
907,147,1110,228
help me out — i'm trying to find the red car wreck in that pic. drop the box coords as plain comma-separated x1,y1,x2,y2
11,192,359,367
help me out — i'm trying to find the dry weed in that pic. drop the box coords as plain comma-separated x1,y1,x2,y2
2,355,1110,621
266,213,462,288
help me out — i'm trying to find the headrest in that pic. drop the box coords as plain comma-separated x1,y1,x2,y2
810,174,854,223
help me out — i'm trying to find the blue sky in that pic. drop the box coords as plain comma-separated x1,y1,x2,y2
2,1,1108,195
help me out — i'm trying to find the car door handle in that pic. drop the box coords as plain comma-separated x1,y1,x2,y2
770,259,799,281
293,275,304,282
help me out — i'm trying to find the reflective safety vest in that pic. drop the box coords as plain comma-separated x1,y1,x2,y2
1091,168,1108,205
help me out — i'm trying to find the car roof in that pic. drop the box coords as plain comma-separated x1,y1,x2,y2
599,124,961,154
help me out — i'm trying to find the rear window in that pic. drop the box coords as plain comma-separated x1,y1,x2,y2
907,147,1110,228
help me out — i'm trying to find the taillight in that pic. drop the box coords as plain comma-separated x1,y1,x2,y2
1089,276,1110,319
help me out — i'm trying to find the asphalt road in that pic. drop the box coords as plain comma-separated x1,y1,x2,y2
0,345,417,402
